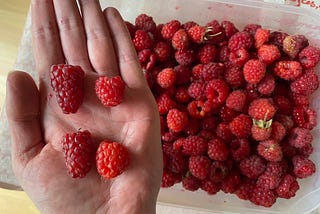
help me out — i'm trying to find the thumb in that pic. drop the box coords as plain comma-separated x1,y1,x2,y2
6,71,44,176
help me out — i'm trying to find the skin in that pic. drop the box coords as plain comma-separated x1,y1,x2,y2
5,0,162,213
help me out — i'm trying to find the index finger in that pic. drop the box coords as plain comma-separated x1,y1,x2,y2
31,0,64,78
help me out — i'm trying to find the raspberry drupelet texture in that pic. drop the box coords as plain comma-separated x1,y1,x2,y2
248,98,276,121
95,76,125,107
166,108,189,132
240,155,266,179
189,155,211,180
228,31,253,51
292,155,316,178
273,61,302,81
243,59,266,84
182,135,207,156
207,138,229,161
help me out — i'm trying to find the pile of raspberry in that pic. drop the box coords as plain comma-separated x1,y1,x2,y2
129,14,320,207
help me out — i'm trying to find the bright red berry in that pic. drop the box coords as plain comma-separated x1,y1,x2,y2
257,74,275,96
250,186,277,207
254,28,270,48
292,106,317,130
273,61,302,81
257,139,283,162
95,76,125,107
201,179,220,195
50,64,85,114
276,174,299,199
228,31,253,51
175,49,195,66
229,114,252,138
216,122,235,142
209,161,229,182
207,138,229,161
189,155,211,180
161,20,181,40
290,69,319,95
156,93,176,114
166,108,189,132
248,98,276,121
132,29,153,51
226,90,247,112
197,44,217,64
243,59,266,84
205,79,230,105
229,47,249,66
258,44,281,64
299,45,320,69
224,65,245,88
172,28,190,50
270,121,286,142
230,138,250,161
251,125,271,141
96,140,130,179
161,170,180,187
257,172,281,190
182,135,207,156
240,155,266,179
157,67,176,88
153,41,172,62
187,25,218,44
182,174,201,191
62,130,94,178
135,13,156,32
201,62,225,81
288,127,313,148
221,171,242,193
292,155,316,178
221,20,239,38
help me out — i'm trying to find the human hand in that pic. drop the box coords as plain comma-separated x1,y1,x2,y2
6,1,162,213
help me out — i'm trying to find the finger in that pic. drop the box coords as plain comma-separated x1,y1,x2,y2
104,7,147,89
6,71,44,176
53,0,92,71
78,0,118,76
31,0,64,78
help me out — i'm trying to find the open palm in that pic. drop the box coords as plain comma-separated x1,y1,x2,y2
6,1,162,214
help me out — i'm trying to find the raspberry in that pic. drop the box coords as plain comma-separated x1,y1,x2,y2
257,139,283,162
228,31,253,51
229,48,249,66
257,173,281,190
274,114,294,132
250,186,276,207
269,31,288,48
167,108,188,132
209,161,229,182
201,179,220,195
243,24,261,35
207,138,229,161
189,155,211,180
182,135,207,156
288,127,313,148
254,28,270,48
226,90,247,112
191,64,204,81
292,106,317,130
205,79,230,105
156,67,176,88
299,46,320,68
182,174,201,191
257,74,275,96
50,64,85,114
188,25,221,44
95,76,125,107
224,65,245,88
230,138,250,161
243,59,266,84
273,95,292,115
240,155,266,179
96,140,130,179
156,93,176,114
258,44,281,64
248,98,276,121
172,29,190,50
175,49,195,66
290,69,319,95
251,125,271,141
138,49,156,71
197,44,217,64
166,150,188,174
187,100,210,118
175,86,191,103
135,13,156,32
62,130,94,178
205,20,226,44
283,34,309,59
221,20,238,38
221,171,242,193
219,106,238,123
270,121,286,142
216,122,235,142
273,61,302,81
201,62,225,81
235,181,255,200
161,170,180,187
218,45,230,62
187,81,205,100
276,174,299,199
174,65,192,85
182,21,198,31
153,41,172,62
132,29,153,51
290,93,309,107
229,114,252,138
292,155,316,178
161,20,181,40
265,161,287,176
298,143,314,157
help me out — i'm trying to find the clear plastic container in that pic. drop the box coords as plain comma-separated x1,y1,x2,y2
100,0,320,213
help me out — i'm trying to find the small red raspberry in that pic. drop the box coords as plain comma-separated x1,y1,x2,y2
228,31,253,51
276,174,299,199
156,93,176,115
201,62,225,81
95,76,125,107
182,174,201,191
182,21,198,31
182,135,207,156
229,114,252,138
292,155,316,178
156,67,176,89
197,44,217,64
207,138,229,161
50,64,85,114
221,171,242,193
257,172,281,190
290,69,319,95
191,64,204,81
292,106,317,130
257,139,283,162
257,74,275,96
283,34,309,59
161,20,181,40
187,100,209,118
62,130,94,178
270,121,286,142
224,65,245,88
226,90,247,112
243,24,261,35
251,125,271,141
243,59,266,84
205,79,230,105
135,13,156,32
254,28,270,48
229,47,249,66
188,25,221,44
216,122,235,142
205,20,226,44
288,127,313,148
299,45,320,68
153,41,172,62
235,181,255,200
175,86,191,103
175,49,195,66
273,61,302,81
274,114,294,132
201,179,220,195
290,93,310,107
221,20,238,38
189,155,211,180
172,28,190,50
96,140,130,179
187,81,205,100
230,138,250,161
218,45,230,62
209,161,229,182
258,44,281,64
265,161,288,176
167,108,188,132
132,29,153,51
161,170,180,188
269,31,288,48
248,98,276,121
240,155,266,179
250,186,276,207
